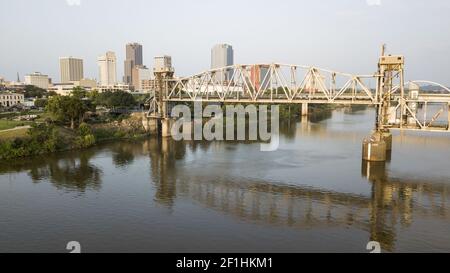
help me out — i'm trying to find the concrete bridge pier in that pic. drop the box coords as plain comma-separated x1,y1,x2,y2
161,118,176,138
138,112,159,135
142,117,159,135
381,130,392,161
448,103,450,131
382,130,392,151
141,111,176,137
363,131,392,162
301,103,309,117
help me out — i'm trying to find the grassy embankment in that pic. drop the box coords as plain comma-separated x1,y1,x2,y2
0,120,33,131
0,128,29,140
0,114,149,160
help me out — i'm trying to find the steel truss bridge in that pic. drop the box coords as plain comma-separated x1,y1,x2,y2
148,53,450,132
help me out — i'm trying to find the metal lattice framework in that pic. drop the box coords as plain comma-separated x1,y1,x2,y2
166,64,379,104
389,81,450,131
146,63,450,132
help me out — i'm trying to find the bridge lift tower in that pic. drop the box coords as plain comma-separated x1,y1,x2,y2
363,45,404,161
147,55,175,137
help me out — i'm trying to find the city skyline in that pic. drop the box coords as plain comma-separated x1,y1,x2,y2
1,0,450,256
1,0,450,85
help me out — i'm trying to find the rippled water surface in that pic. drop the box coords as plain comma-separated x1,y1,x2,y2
1,108,450,253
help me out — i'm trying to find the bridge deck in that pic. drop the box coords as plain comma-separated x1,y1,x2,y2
165,97,377,105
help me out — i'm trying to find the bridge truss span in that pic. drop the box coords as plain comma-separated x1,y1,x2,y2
146,48,450,162
148,58,449,134
388,80,450,132
166,63,380,105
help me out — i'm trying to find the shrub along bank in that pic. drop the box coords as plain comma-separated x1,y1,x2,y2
0,116,148,160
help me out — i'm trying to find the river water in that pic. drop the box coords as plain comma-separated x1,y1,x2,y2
1,107,449,253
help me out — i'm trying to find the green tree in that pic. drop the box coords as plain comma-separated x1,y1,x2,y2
47,91,57,97
24,85,48,98
78,122,92,137
72,87,87,99
96,91,136,109
34,98,48,109
87,90,100,102
46,95,87,129
75,123,96,148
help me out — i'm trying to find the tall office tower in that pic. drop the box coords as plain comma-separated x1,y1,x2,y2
124,43,143,85
59,57,84,83
211,44,234,82
98,51,117,86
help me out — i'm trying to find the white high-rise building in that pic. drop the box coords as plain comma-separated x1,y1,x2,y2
211,44,234,81
98,51,117,86
24,72,50,89
60,57,84,83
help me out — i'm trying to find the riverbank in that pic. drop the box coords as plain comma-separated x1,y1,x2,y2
0,104,349,160
0,126,30,140
0,115,149,160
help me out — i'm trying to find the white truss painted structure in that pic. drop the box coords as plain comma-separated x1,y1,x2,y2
389,80,450,131
165,64,379,104
146,63,450,132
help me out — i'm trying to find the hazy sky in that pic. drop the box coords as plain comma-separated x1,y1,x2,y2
1,0,449,85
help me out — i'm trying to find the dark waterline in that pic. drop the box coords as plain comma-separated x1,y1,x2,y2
1,107,450,253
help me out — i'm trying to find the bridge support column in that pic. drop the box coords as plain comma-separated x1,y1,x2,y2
362,131,387,162
149,118,159,135
448,103,450,131
301,103,309,117
161,118,175,138
143,117,159,135
381,130,392,151
381,130,392,161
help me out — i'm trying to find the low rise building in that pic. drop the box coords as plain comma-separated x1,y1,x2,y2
24,72,51,89
132,65,152,92
48,83,76,96
141,79,156,93
97,83,132,93
0,92,25,107
76,78,98,89
5,81,27,92
48,79,98,96
22,99,36,108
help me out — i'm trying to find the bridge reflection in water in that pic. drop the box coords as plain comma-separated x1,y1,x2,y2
147,135,449,252
1,110,449,252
